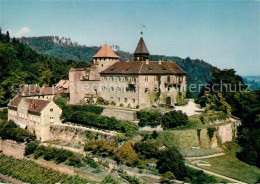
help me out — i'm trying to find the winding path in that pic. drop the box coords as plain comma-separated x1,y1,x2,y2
185,164,247,184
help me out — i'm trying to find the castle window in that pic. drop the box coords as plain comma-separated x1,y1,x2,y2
132,99,135,103
145,76,148,81
154,88,158,92
154,76,158,81
118,97,120,102
101,64,104,67
50,108,53,112
124,98,128,103
110,87,114,92
145,88,149,93
115,77,117,82
167,76,171,83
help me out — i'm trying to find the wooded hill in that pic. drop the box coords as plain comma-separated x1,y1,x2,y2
19,36,218,92
0,31,89,106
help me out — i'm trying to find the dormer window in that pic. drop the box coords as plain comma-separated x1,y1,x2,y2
148,67,153,71
162,67,167,71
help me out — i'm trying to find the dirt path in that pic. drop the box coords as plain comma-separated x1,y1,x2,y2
185,153,225,160
186,164,247,184
175,99,204,116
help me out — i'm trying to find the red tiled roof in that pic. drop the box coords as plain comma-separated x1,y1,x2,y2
25,99,50,114
18,85,60,97
8,97,50,114
8,96,22,108
100,61,186,75
56,80,69,89
93,44,119,58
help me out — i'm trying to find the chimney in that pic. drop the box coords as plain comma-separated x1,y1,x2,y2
145,59,149,64
159,60,162,65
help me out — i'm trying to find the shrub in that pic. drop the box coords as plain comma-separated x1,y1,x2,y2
101,175,119,184
96,97,105,105
115,141,139,166
0,120,35,142
25,141,39,156
186,167,216,184
54,97,67,109
120,171,143,184
156,147,187,180
111,101,116,106
207,127,216,141
134,141,160,159
84,139,116,156
34,145,46,159
137,110,161,127
85,157,98,168
161,110,188,129
200,110,228,124
66,155,83,167
160,171,176,183
0,108,7,120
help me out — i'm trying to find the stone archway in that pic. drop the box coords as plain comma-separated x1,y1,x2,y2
166,97,171,106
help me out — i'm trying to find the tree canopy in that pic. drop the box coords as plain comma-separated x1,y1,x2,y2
0,29,89,106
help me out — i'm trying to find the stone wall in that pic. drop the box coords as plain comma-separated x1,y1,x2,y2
0,138,25,159
101,107,137,121
49,123,118,144
158,120,240,149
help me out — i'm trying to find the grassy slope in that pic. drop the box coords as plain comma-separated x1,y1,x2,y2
192,145,260,183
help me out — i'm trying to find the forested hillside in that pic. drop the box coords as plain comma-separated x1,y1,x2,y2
20,36,218,91
0,30,89,106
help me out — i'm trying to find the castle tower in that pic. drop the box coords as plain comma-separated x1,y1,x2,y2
134,37,149,61
93,43,119,73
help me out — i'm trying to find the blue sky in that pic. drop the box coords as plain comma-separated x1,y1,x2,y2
1,0,259,76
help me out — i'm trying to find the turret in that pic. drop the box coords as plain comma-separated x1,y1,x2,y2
134,37,149,61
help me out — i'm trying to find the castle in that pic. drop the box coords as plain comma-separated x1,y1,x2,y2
69,37,187,108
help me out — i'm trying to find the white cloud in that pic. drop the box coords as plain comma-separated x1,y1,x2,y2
15,27,31,37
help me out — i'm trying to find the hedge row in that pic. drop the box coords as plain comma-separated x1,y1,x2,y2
68,111,138,136
0,154,91,184
55,97,104,119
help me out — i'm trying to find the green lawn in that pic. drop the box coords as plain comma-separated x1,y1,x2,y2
190,144,260,183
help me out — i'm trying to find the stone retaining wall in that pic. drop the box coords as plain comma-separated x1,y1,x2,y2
49,123,118,144
0,138,25,159
101,107,137,121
